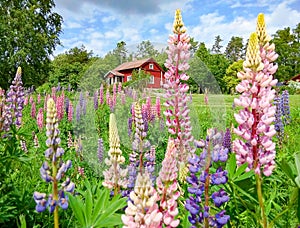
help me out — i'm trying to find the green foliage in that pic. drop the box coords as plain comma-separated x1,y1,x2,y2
223,60,243,94
224,36,245,62
123,69,151,91
273,24,300,82
0,0,62,89
136,40,159,59
49,46,93,90
68,179,126,228
193,42,230,93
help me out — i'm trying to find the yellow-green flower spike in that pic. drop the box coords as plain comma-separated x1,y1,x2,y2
108,113,124,163
256,13,271,45
17,67,22,76
173,9,186,34
243,33,264,72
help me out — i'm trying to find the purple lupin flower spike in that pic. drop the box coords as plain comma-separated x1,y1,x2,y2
222,128,232,153
281,90,291,125
3,67,25,130
0,89,5,131
186,128,230,227
97,138,104,163
34,98,74,227
274,93,284,145
94,90,98,110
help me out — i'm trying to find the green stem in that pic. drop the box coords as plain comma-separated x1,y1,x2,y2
52,157,59,228
204,140,211,228
256,174,267,228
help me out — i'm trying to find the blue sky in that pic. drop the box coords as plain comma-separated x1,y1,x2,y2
53,0,300,57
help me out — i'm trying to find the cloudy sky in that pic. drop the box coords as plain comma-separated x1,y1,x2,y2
53,0,300,57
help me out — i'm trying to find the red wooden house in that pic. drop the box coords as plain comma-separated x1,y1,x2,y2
105,58,165,88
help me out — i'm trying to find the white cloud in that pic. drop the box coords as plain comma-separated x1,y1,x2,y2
63,21,83,29
102,15,116,23
189,0,300,51
53,0,300,57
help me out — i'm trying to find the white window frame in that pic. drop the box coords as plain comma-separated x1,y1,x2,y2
149,75,155,84
127,75,132,81
149,63,154,70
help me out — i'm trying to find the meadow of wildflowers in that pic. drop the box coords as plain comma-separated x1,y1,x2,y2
0,9,300,228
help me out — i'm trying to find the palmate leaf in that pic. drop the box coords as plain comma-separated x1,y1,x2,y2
68,179,126,228
91,188,109,222
68,193,86,227
226,153,254,182
95,194,126,226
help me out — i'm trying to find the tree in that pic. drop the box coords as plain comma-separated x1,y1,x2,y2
224,36,244,62
196,42,210,60
293,23,300,75
0,0,62,89
223,60,243,94
211,35,223,54
113,41,128,64
136,40,159,59
49,46,93,90
207,54,230,93
273,27,297,82
195,42,230,93
189,37,199,56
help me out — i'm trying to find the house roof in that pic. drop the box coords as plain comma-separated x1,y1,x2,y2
105,57,164,78
114,58,155,71
290,74,300,81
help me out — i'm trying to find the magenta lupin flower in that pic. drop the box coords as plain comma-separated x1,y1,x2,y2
121,91,126,105
113,83,117,107
37,93,41,104
156,139,180,227
156,97,161,118
163,9,195,163
56,94,64,121
68,101,73,122
37,108,44,130
118,82,122,93
99,84,104,105
106,89,110,105
31,102,36,119
51,87,56,103
233,14,278,176
24,96,28,106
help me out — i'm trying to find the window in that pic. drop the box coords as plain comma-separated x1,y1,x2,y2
127,75,132,81
149,75,154,84
149,63,154,70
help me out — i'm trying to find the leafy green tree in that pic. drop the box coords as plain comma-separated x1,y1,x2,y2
223,60,243,94
196,42,210,60
273,27,297,82
136,40,159,59
0,0,62,89
224,36,244,62
195,42,230,93
211,35,223,54
208,54,230,93
113,41,128,64
49,46,93,89
293,23,300,75
189,37,199,55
